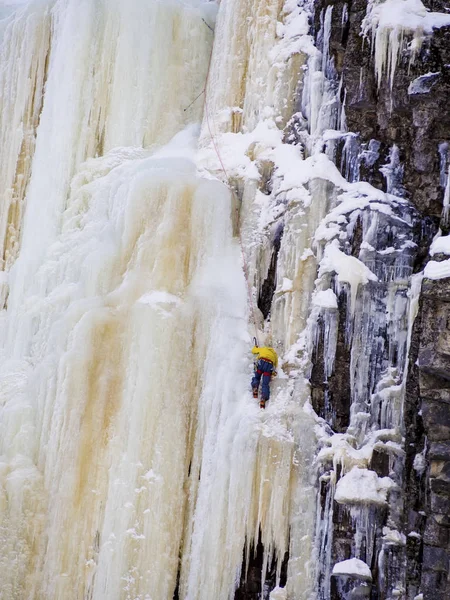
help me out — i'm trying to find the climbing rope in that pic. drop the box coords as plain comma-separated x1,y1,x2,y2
199,38,260,346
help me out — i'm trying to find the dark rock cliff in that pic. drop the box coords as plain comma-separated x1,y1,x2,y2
236,1,450,598
311,0,450,598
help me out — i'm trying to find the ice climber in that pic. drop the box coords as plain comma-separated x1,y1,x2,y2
251,345,278,409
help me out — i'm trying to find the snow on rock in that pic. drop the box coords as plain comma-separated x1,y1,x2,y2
408,72,441,95
362,0,450,88
312,289,338,309
382,526,406,546
197,116,282,182
317,428,405,475
314,188,407,245
332,558,372,580
334,467,396,505
269,587,287,600
318,433,374,473
318,240,378,312
272,150,347,194
424,258,450,280
413,449,427,476
430,234,450,256
270,0,316,62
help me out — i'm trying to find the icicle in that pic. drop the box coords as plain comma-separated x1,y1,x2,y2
362,0,450,90
321,6,334,78
341,3,348,29
438,142,448,188
323,309,339,379
380,145,404,196
438,143,450,227
340,134,360,183
315,471,336,600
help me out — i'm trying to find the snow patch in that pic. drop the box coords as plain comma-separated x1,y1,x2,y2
430,234,450,256
313,289,338,309
269,587,287,600
424,258,450,280
319,240,378,311
279,278,293,293
382,526,406,545
334,467,396,505
137,291,182,317
332,558,372,580
413,450,427,477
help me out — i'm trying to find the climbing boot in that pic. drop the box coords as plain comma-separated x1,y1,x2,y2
252,387,259,399
259,399,266,409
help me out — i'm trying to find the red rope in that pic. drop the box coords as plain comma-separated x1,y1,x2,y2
201,46,260,346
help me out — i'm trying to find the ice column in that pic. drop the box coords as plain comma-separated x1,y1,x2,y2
0,2,51,276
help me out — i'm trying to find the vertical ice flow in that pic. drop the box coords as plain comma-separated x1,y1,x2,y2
0,1,51,292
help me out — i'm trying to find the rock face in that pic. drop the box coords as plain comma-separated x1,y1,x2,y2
305,0,450,598
417,278,450,599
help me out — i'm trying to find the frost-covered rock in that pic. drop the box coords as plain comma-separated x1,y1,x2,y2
408,72,441,95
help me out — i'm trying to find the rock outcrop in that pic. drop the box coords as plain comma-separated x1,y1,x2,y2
308,0,450,598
